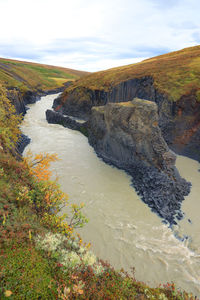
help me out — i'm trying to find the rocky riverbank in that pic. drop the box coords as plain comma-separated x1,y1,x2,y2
7,87,66,154
46,98,191,225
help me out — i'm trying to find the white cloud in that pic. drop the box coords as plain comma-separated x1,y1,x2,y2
40,53,146,72
0,0,199,71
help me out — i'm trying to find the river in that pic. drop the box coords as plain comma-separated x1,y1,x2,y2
21,93,200,297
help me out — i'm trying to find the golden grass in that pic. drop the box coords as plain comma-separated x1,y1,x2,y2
50,77,76,84
0,57,89,92
66,45,200,101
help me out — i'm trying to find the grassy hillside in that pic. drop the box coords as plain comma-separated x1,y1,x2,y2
65,45,200,101
0,57,89,92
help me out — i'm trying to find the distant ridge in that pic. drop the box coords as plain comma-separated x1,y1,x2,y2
0,57,89,92
54,45,200,162
64,45,200,101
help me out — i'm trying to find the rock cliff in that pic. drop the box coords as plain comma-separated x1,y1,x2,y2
87,98,191,224
54,77,200,161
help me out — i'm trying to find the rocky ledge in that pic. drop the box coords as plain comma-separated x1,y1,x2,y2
46,109,83,131
87,98,191,224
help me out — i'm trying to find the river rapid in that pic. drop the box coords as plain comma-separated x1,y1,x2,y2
21,93,200,297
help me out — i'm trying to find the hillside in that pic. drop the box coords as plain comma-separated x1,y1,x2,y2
64,45,200,100
0,57,89,93
54,45,200,161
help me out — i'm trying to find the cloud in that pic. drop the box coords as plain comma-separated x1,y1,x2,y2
0,42,42,60
0,0,199,71
192,32,200,44
150,0,181,9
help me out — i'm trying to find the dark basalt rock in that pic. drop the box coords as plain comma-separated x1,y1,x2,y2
46,109,84,131
87,98,191,225
7,88,40,115
17,134,31,154
54,77,200,161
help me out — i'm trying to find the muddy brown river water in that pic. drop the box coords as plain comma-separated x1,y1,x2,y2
21,93,200,297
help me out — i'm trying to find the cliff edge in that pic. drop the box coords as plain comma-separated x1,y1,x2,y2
54,46,200,161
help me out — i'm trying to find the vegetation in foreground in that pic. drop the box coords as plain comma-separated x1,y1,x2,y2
0,57,89,93
64,45,200,101
0,84,197,299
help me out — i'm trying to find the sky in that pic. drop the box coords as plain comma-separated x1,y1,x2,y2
0,0,200,72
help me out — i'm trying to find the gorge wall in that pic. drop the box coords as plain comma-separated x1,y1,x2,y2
54,77,200,161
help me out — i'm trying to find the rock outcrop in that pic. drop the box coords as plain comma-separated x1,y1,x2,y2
7,88,40,115
46,109,84,131
54,77,200,161
87,98,191,224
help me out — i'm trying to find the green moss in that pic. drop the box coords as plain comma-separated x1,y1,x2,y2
0,246,57,299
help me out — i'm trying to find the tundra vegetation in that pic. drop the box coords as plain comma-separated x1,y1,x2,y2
0,57,89,93
62,45,200,101
0,80,196,298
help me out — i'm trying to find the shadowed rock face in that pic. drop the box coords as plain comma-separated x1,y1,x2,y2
46,109,83,131
87,98,191,224
54,77,157,119
7,89,40,115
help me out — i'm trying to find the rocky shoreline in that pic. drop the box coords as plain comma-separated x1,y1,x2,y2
46,98,191,225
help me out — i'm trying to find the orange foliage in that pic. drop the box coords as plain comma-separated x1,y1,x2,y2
24,151,58,181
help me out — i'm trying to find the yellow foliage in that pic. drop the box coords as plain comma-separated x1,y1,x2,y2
24,151,58,181
4,290,13,297
0,84,22,151
23,150,87,236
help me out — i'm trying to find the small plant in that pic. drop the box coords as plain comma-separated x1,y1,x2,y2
35,232,105,277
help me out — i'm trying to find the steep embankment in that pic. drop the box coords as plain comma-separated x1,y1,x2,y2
54,45,200,161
